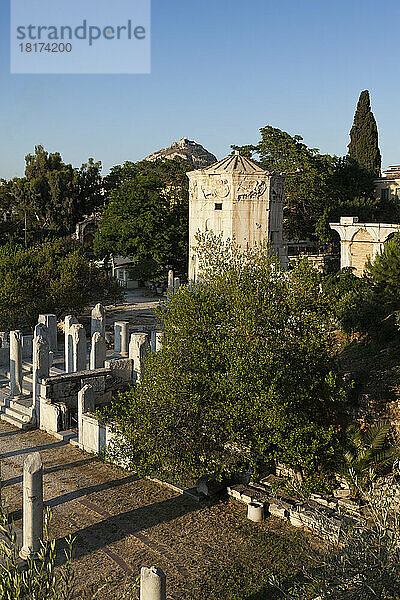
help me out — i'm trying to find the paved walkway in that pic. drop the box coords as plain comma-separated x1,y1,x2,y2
0,421,199,598
0,413,322,600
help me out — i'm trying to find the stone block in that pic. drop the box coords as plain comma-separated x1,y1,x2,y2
105,358,134,383
333,487,351,499
247,501,264,522
227,485,245,500
196,474,227,497
340,216,359,225
337,498,361,515
268,502,288,519
310,493,337,509
289,509,304,527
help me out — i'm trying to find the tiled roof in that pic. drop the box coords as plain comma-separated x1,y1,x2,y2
200,152,266,175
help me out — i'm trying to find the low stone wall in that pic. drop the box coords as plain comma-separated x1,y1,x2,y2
78,412,130,469
227,482,362,543
38,359,134,434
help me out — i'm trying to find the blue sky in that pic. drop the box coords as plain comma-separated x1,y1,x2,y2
0,0,399,178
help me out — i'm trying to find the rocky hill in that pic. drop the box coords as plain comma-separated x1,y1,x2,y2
145,137,217,169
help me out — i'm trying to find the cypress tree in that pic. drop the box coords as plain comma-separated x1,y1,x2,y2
348,90,381,177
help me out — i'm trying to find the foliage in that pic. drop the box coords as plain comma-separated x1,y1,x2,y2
0,237,121,330
322,234,400,339
0,507,75,600
0,504,140,600
348,90,381,178
340,422,398,497
232,108,392,240
321,268,384,336
0,146,103,245
107,235,344,480
234,126,337,240
268,485,400,599
300,472,335,495
94,158,191,280
366,232,400,310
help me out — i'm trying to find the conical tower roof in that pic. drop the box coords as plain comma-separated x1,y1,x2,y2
200,151,266,175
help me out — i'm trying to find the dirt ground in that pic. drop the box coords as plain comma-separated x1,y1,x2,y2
81,289,161,332
0,420,324,600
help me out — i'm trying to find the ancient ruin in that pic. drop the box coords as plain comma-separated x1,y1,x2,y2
0,304,162,446
145,137,217,169
187,151,287,281
329,216,400,275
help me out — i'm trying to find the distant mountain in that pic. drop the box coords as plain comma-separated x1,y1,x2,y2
145,137,217,169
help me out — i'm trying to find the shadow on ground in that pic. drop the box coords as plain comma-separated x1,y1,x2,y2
54,492,202,567
0,440,68,459
2,457,97,488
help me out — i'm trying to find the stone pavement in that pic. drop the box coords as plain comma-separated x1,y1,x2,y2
0,420,199,598
0,420,322,600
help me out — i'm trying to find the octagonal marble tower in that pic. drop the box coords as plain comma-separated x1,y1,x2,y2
187,151,287,281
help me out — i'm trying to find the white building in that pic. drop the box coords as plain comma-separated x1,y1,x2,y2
187,151,287,282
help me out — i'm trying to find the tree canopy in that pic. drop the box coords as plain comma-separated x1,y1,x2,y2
107,235,344,480
232,96,391,241
94,158,191,280
348,90,381,177
0,146,103,245
0,237,121,330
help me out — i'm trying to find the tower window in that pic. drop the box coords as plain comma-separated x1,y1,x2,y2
381,188,389,200
215,203,222,211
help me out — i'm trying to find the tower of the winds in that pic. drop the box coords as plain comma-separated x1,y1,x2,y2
187,151,287,281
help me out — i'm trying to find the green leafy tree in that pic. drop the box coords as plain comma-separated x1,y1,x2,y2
232,114,390,241
234,127,337,240
94,158,191,279
322,235,400,339
0,146,103,245
0,507,75,600
107,235,344,480
0,237,121,330
348,90,382,177
322,268,382,336
366,232,400,309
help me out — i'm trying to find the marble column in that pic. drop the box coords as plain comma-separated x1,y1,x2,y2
114,321,129,356
10,330,23,398
64,315,78,373
90,332,106,370
129,333,150,380
32,335,49,409
38,314,57,352
140,567,166,600
70,324,87,372
167,270,174,292
34,323,48,343
91,303,105,338
19,452,43,560
78,384,95,446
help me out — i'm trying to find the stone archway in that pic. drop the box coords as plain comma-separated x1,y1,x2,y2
349,229,375,275
329,218,400,275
